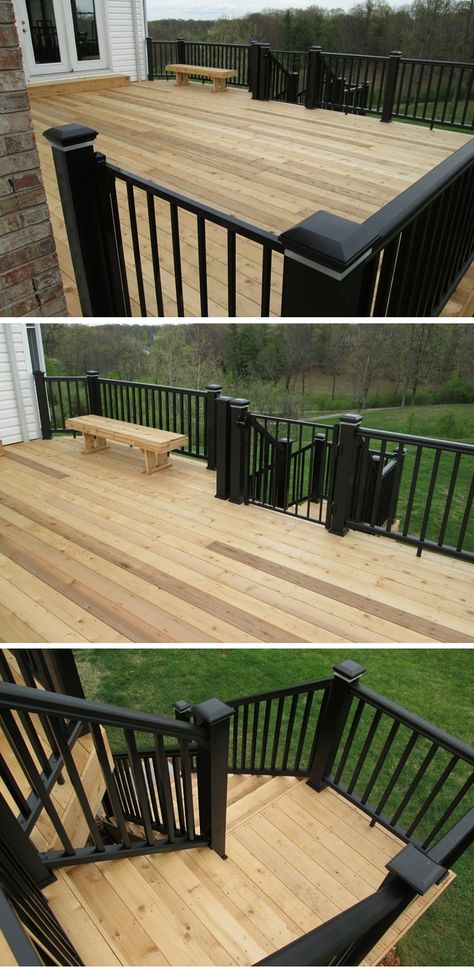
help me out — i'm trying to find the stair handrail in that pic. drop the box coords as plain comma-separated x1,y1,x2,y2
0,682,207,741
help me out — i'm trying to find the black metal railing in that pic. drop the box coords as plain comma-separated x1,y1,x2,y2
267,49,308,104
184,40,248,87
35,369,218,462
146,38,177,79
0,682,234,870
281,137,474,317
112,743,199,839
394,58,474,130
101,159,283,317
227,677,332,775
245,412,337,524
308,50,377,114
44,121,472,318
336,419,473,560
98,377,207,458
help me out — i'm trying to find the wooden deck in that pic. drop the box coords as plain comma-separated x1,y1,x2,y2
30,81,473,316
0,438,473,643
42,775,453,967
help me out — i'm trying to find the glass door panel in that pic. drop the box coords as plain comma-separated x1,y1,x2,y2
70,0,100,61
25,0,60,63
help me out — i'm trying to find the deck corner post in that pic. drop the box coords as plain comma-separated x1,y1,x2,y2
381,51,402,123
146,36,154,80
307,660,366,792
279,211,375,316
215,395,233,499
249,43,271,100
43,124,125,318
275,437,292,509
33,370,52,440
86,371,102,416
176,37,186,63
328,412,363,536
191,698,235,859
206,383,223,471
229,399,250,505
305,45,323,109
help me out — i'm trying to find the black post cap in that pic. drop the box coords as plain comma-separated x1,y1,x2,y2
192,698,235,725
174,699,192,714
340,413,363,425
206,384,223,392
43,123,99,148
333,660,366,682
386,844,446,895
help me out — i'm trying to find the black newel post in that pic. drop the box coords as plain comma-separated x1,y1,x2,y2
176,37,186,63
192,698,235,859
381,51,402,123
229,399,250,505
86,370,102,415
215,395,233,499
307,660,366,791
286,71,299,104
310,433,327,502
146,36,154,80
206,383,222,471
41,651,85,699
43,124,128,317
329,413,363,536
279,212,377,316
249,43,271,100
305,45,322,109
33,370,52,440
275,437,292,509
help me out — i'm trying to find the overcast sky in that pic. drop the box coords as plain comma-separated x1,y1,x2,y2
146,0,360,22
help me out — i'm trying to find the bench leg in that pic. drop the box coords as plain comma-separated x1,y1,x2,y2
82,432,108,455
176,72,189,87
142,450,172,475
213,77,227,92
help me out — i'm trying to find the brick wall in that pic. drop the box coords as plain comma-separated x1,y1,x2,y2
0,0,67,316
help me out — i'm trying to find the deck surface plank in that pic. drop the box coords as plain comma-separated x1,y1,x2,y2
0,438,472,643
30,81,472,316
43,776,455,966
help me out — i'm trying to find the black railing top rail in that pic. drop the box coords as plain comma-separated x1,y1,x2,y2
113,743,198,759
106,161,284,253
351,682,474,764
44,374,86,382
186,39,248,50
227,676,332,708
319,49,389,61
358,425,474,455
0,683,207,743
98,376,207,397
282,137,474,274
400,56,474,68
251,412,334,430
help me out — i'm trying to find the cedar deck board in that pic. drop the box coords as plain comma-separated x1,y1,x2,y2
30,81,472,316
0,438,473,644
43,777,454,966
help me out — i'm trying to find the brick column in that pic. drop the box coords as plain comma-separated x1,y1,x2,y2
0,1,67,316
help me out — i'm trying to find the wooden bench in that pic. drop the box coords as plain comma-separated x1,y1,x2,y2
165,63,238,93
65,415,188,475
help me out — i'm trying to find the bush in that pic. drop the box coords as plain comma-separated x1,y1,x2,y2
433,373,474,405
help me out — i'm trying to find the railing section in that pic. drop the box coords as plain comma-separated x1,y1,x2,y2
0,683,231,870
184,41,248,87
325,679,474,852
394,59,474,130
349,426,473,559
227,677,332,775
314,52,384,115
147,39,177,79
103,159,283,317
268,49,309,104
246,413,337,525
99,377,207,459
44,375,88,431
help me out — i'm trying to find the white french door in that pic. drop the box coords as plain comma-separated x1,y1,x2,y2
18,0,109,77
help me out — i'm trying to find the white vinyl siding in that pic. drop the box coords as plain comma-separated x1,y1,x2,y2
0,323,42,445
108,0,147,81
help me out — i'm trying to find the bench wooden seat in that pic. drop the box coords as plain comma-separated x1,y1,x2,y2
165,63,238,93
65,415,188,475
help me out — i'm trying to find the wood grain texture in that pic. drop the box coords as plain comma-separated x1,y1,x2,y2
30,80,473,316
43,776,455,966
0,438,472,644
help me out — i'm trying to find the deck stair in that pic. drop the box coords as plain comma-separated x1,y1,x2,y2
40,774,454,966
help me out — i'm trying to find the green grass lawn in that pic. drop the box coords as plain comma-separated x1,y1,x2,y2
75,648,474,967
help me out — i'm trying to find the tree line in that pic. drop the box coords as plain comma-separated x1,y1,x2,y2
148,1,474,63
41,323,474,418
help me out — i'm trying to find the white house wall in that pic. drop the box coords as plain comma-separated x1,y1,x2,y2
107,0,147,81
0,323,41,445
